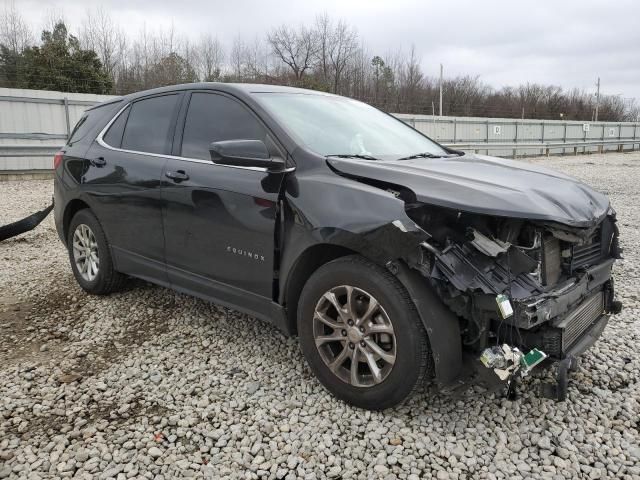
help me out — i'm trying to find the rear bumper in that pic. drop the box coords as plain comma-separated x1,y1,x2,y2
53,176,66,245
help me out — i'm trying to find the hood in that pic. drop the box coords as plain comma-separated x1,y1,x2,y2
327,153,610,228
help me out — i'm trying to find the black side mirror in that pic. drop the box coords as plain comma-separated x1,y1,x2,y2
209,139,285,172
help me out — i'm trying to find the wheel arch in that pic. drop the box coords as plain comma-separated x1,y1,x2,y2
283,243,358,335
62,199,91,244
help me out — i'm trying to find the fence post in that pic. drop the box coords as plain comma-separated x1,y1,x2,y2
453,118,457,143
563,122,567,155
541,121,545,156
600,124,604,154
63,97,71,139
486,119,489,155
619,123,623,152
513,120,518,159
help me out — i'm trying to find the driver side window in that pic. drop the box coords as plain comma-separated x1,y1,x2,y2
181,92,267,161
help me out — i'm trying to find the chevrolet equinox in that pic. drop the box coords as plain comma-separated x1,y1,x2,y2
54,83,622,409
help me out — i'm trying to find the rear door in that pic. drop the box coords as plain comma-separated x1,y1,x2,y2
161,91,287,302
83,92,183,282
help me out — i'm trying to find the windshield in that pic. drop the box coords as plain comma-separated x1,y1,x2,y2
255,92,448,160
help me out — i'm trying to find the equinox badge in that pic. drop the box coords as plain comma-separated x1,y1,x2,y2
226,246,265,262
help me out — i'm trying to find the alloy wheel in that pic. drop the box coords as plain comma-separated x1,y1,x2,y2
313,285,396,387
72,223,100,282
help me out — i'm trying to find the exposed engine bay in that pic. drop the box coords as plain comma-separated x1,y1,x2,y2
406,203,620,349
400,201,622,398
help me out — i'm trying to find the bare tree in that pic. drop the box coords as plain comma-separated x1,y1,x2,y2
0,0,32,52
80,7,127,79
314,13,331,84
196,33,224,81
229,35,247,81
326,20,357,94
267,24,317,81
41,8,66,36
244,37,270,82
312,14,358,92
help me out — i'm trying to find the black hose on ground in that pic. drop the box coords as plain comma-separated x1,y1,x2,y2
0,202,54,242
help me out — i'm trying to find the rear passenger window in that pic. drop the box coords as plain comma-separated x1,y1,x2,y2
102,106,130,148
181,93,266,160
121,94,179,154
67,115,89,145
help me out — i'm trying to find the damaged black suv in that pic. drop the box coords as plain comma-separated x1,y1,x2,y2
54,83,621,409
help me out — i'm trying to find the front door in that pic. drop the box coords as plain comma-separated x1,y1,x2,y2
161,91,286,303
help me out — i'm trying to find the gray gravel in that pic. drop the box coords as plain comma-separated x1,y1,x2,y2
1,152,639,479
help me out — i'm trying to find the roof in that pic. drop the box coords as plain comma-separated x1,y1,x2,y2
119,82,335,102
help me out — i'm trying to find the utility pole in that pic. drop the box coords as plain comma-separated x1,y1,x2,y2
439,63,443,116
594,77,600,122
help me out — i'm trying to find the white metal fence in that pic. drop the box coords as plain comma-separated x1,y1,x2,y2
1,88,639,173
395,114,640,158
0,88,117,171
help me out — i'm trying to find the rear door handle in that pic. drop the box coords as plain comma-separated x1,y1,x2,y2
91,157,106,167
165,170,189,182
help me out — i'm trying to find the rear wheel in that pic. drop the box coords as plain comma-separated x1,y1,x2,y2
297,255,432,410
67,209,125,295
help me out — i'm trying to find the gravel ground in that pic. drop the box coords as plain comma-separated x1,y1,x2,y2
0,152,639,480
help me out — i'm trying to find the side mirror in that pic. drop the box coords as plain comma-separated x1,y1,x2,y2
209,139,285,172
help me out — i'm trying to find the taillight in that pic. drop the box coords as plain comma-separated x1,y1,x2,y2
53,151,64,169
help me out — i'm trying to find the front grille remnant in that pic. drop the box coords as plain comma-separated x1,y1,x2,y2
571,229,602,271
559,292,604,351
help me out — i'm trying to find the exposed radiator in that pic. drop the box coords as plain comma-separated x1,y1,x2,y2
558,292,604,351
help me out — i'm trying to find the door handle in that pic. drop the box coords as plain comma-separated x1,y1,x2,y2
91,156,106,167
165,170,189,182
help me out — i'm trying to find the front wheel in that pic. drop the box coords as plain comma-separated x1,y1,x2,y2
297,255,433,410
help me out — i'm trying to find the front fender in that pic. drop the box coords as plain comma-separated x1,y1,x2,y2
279,169,430,290
393,262,463,387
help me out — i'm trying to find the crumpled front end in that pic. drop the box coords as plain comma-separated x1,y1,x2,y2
325,154,623,398
401,200,622,392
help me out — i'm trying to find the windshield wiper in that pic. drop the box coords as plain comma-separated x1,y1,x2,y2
397,152,452,160
326,154,379,161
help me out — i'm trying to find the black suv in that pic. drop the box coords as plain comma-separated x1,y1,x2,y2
54,83,621,409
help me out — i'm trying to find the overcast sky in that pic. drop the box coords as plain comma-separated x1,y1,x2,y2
12,0,640,100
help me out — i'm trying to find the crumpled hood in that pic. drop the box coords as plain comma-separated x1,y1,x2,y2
327,153,610,227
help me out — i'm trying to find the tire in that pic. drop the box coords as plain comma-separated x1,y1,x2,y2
67,209,125,295
297,255,432,410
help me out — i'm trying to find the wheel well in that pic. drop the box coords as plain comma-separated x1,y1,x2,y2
284,243,357,335
63,199,90,242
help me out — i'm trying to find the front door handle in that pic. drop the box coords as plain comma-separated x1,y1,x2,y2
165,170,189,182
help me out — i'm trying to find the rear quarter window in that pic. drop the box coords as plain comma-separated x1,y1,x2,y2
66,100,123,146
66,115,90,145
102,106,130,148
